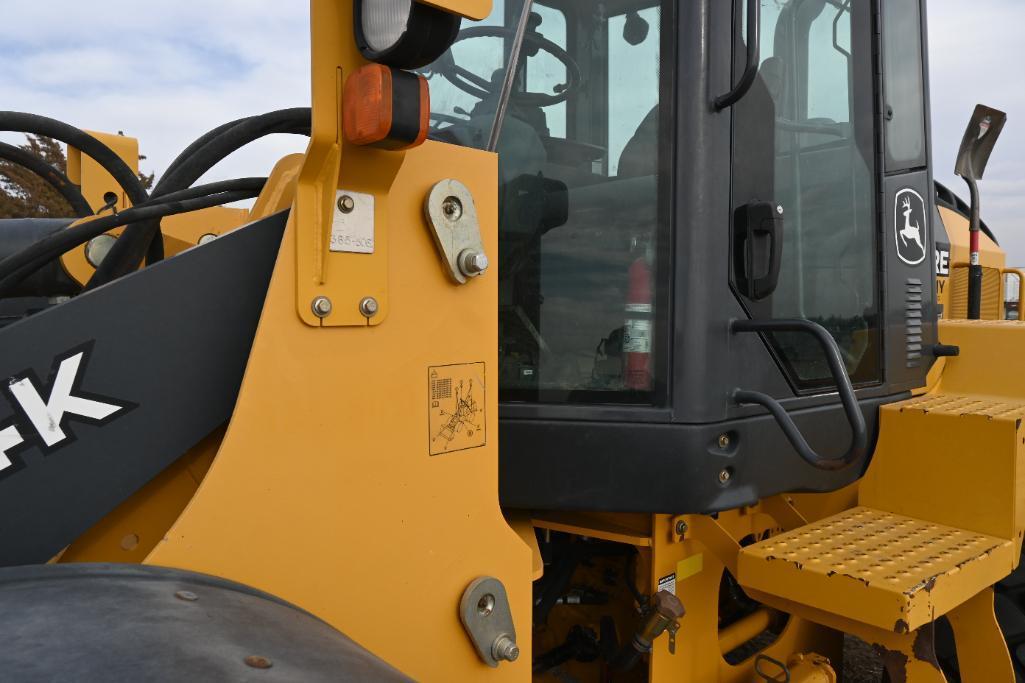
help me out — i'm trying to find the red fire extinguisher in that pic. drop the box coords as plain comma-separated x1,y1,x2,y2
623,256,653,391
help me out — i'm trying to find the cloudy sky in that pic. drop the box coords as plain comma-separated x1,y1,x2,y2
1,0,1023,260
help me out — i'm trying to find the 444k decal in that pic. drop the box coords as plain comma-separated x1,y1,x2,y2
0,343,133,475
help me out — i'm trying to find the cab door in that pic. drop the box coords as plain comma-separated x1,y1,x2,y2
730,0,883,391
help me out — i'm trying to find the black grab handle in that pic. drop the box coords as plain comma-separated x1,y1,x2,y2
714,0,760,110
730,319,868,471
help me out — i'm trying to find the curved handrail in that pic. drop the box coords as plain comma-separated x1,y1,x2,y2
730,319,868,471
714,0,760,110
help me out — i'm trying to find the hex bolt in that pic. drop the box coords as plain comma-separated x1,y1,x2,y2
359,296,379,318
174,590,199,602
442,196,463,221
311,296,333,318
674,519,688,536
458,249,489,277
491,634,520,663
718,433,730,449
337,194,355,214
718,468,732,485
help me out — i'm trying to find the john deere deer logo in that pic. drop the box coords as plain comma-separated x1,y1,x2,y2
894,189,927,266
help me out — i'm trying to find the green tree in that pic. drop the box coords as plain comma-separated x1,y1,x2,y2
0,135,155,219
0,135,73,218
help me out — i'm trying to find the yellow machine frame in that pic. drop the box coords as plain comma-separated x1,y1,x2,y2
45,1,1025,681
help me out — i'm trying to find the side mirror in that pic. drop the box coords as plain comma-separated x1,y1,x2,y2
955,104,1006,182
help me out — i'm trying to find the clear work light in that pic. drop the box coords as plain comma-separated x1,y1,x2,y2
354,0,461,69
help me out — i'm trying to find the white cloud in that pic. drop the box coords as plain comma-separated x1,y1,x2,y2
0,1,312,189
1,0,1023,263
928,0,1025,263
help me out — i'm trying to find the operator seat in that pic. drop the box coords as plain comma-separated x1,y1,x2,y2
617,106,658,178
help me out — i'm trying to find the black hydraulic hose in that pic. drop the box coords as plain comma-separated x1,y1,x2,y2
89,108,311,287
163,117,310,182
161,117,249,181
154,177,267,205
0,142,93,217
0,112,148,207
0,188,259,297
156,108,312,192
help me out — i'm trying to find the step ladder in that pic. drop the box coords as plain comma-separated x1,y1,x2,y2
737,318,1025,682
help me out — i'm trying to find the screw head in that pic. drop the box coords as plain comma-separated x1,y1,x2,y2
311,296,332,318
442,196,463,221
477,593,496,617
674,519,688,536
776,204,784,215
244,655,273,670
718,433,730,449
458,249,489,277
359,296,379,317
337,194,355,214
718,468,732,485
175,590,199,602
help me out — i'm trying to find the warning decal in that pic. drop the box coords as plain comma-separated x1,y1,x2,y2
657,572,677,596
429,362,486,456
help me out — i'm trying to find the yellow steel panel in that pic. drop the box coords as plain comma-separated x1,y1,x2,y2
947,587,1016,682
59,428,222,564
860,395,1025,544
739,506,1015,633
421,0,492,20
67,130,139,211
145,139,532,681
937,206,1005,318
936,319,1025,400
949,265,1002,319
676,553,703,582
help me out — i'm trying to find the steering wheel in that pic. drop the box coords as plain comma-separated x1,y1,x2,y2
436,25,582,107
429,111,470,131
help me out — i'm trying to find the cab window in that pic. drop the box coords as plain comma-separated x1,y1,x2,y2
426,0,671,405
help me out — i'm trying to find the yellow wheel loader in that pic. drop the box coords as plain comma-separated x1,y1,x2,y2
0,0,1021,681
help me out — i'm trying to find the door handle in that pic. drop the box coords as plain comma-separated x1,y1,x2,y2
733,201,783,301
714,0,761,110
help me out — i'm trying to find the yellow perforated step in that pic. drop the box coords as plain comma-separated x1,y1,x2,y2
738,506,1015,633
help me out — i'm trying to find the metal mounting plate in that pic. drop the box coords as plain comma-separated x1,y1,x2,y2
458,576,517,667
424,179,486,285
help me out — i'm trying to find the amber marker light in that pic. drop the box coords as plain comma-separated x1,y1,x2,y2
343,63,429,150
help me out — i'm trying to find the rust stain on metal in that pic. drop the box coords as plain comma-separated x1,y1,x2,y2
877,646,909,683
903,574,938,597
912,623,942,672
763,555,804,571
